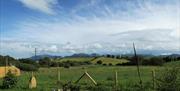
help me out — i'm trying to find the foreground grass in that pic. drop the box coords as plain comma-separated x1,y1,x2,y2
0,66,168,91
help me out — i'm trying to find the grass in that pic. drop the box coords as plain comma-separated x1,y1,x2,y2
0,65,164,91
163,61,180,67
54,57,129,65
54,57,94,62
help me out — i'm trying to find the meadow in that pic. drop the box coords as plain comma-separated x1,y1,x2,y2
0,65,167,91
54,57,129,65
0,56,179,91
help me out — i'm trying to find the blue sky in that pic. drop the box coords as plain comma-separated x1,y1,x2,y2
0,0,180,58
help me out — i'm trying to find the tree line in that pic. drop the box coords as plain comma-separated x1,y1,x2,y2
0,54,180,71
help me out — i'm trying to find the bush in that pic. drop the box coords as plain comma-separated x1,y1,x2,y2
18,58,39,67
1,71,18,89
120,82,151,91
102,64,107,66
116,63,125,66
96,60,102,65
156,67,180,91
50,61,59,67
106,76,113,81
141,57,164,66
83,61,92,65
86,84,111,91
118,56,165,66
108,63,112,66
64,64,70,68
17,63,38,71
116,62,134,66
69,84,81,91
0,55,20,66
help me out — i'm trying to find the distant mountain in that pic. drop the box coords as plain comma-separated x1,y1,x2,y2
168,54,180,57
29,53,100,60
29,53,180,60
65,53,100,58
159,53,180,57
30,54,62,60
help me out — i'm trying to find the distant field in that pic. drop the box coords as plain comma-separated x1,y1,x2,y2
54,57,94,62
0,66,165,91
54,57,129,65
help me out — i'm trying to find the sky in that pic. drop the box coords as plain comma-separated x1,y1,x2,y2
0,0,180,58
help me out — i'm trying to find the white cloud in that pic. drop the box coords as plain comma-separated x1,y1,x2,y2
18,0,58,14
1,0,180,58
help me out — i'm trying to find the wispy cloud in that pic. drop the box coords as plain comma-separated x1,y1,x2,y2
1,0,180,58
18,0,58,14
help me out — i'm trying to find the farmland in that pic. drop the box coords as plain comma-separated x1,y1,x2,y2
0,55,180,91
0,65,178,91
54,57,94,62
54,57,129,65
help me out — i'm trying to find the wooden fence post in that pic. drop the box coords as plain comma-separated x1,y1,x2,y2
152,69,155,90
115,71,118,86
114,70,118,91
58,67,60,81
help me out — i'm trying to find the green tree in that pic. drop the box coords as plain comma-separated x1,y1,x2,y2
39,57,51,67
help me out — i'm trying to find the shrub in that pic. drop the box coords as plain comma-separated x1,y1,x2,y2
141,57,164,66
64,64,70,68
1,71,18,89
156,67,180,91
120,82,152,91
96,60,102,65
58,62,64,67
108,63,112,66
17,63,38,71
61,82,80,91
83,61,91,65
0,55,20,66
118,56,165,66
39,57,51,67
50,61,59,67
106,76,113,81
18,58,39,67
86,84,111,91
69,84,81,91
102,64,107,66
116,63,123,66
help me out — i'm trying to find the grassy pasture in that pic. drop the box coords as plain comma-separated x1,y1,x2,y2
54,57,129,65
54,57,94,62
0,66,165,91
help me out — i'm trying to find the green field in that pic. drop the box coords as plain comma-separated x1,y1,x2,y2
0,65,168,91
55,57,94,62
0,58,179,91
54,57,129,65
